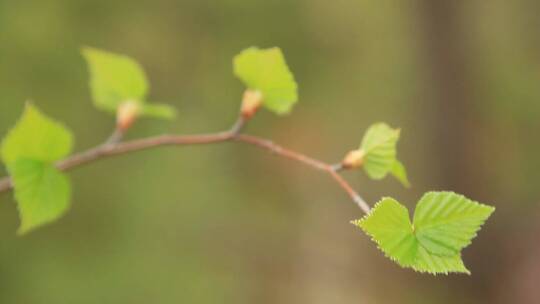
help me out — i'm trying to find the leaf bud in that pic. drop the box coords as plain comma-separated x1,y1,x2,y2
240,89,263,119
117,101,140,131
342,149,366,169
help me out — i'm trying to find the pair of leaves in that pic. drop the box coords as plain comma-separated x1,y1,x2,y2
358,123,410,187
1,104,73,234
353,191,495,274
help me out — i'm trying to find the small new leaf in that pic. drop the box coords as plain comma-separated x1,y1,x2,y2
82,47,176,120
1,104,74,234
1,104,73,164
10,159,71,234
353,192,494,274
233,47,298,115
359,123,409,186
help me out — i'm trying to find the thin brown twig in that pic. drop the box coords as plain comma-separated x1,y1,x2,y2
233,134,370,212
104,128,125,145
228,115,247,135
0,118,370,214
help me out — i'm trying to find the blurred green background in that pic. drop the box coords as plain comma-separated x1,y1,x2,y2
1,0,539,303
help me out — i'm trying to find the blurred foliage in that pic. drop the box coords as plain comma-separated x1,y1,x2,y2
0,0,539,303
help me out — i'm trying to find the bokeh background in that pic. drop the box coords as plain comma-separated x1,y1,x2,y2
1,0,539,303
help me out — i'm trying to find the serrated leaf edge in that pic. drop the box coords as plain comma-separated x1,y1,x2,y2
351,197,413,268
352,193,494,275
414,191,496,255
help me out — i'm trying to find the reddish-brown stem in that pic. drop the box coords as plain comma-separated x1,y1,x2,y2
233,134,370,212
0,118,370,214
233,134,329,171
104,127,125,145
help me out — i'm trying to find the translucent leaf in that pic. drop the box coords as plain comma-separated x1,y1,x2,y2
412,247,469,274
413,192,495,256
353,192,495,274
233,47,298,114
360,123,400,180
390,160,410,187
354,198,417,267
9,159,71,234
82,47,148,112
1,103,73,164
82,47,176,120
1,104,74,234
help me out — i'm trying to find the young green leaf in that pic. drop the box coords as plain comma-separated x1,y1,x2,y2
342,123,408,186
360,123,400,180
233,47,298,115
1,104,73,164
412,247,469,274
1,103,74,234
82,47,148,111
353,192,494,274
354,197,418,267
82,47,176,120
413,192,495,257
9,159,71,234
